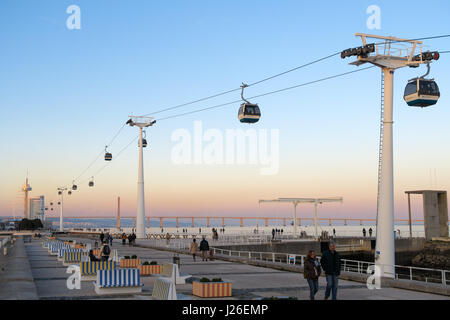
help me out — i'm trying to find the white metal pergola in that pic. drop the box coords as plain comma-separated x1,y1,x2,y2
259,197,343,239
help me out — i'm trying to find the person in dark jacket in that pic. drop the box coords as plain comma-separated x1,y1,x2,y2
304,250,321,300
89,249,99,262
199,236,209,261
320,242,341,300
99,232,104,243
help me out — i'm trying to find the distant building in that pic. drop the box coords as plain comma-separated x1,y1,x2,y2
29,196,45,221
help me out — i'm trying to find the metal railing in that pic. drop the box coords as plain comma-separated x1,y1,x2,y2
141,238,449,286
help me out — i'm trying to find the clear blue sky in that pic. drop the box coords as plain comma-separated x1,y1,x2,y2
1,0,449,219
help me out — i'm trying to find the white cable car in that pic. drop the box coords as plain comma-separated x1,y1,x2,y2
404,63,440,107
238,83,261,124
104,146,112,161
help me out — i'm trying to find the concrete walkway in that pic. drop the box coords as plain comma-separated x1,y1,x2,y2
6,236,450,300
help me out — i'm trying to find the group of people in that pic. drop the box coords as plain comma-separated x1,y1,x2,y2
99,231,114,246
271,228,284,239
304,242,341,300
362,228,373,237
120,232,136,245
90,234,113,262
189,236,210,262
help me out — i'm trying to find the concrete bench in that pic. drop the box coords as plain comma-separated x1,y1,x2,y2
158,263,192,285
63,251,87,266
80,261,116,281
152,278,177,300
94,269,143,295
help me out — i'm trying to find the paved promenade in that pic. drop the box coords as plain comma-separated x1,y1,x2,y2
1,236,449,300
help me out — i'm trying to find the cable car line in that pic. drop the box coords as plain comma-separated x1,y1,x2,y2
142,51,341,117
156,65,375,122
78,135,139,186
56,33,450,191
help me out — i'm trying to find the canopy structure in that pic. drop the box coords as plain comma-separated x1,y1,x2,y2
258,197,343,238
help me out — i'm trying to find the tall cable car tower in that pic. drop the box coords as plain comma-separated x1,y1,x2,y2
341,33,440,278
127,116,156,239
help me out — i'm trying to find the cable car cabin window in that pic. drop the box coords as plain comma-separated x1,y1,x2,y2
419,81,440,96
404,82,417,96
244,105,261,116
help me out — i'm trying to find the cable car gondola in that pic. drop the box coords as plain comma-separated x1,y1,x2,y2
72,181,77,191
58,191,62,195
238,83,261,124
404,63,440,107
139,130,148,148
89,177,94,187
104,146,112,161
68,191,72,195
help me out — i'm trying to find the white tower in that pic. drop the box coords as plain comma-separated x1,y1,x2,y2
342,33,439,278
22,177,32,219
127,116,156,239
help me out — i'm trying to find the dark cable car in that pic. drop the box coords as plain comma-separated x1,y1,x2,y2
58,202,61,205
72,181,77,191
58,191,62,195
404,63,440,107
238,83,261,124
104,146,112,161
89,177,94,187
68,191,72,195
139,131,148,148
50,202,53,206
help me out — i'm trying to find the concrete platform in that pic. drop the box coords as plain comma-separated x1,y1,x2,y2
2,235,449,300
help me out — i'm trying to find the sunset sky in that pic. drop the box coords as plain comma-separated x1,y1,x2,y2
1,0,449,221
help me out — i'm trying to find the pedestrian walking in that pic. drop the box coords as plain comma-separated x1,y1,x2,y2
304,250,321,300
320,242,341,300
272,228,275,240
199,236,209,261
190,239,198,262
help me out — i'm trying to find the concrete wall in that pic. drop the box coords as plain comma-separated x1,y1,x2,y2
423,191,449,240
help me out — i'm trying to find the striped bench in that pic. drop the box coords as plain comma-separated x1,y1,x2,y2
80,261,116,281
152,278,177,300
158,263,192,285
49,242,70,255
94,269,143,295
58,248,83,261
63,251,88,266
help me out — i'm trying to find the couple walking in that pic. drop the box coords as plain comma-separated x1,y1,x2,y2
190,236,210,261
304,242,341,300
